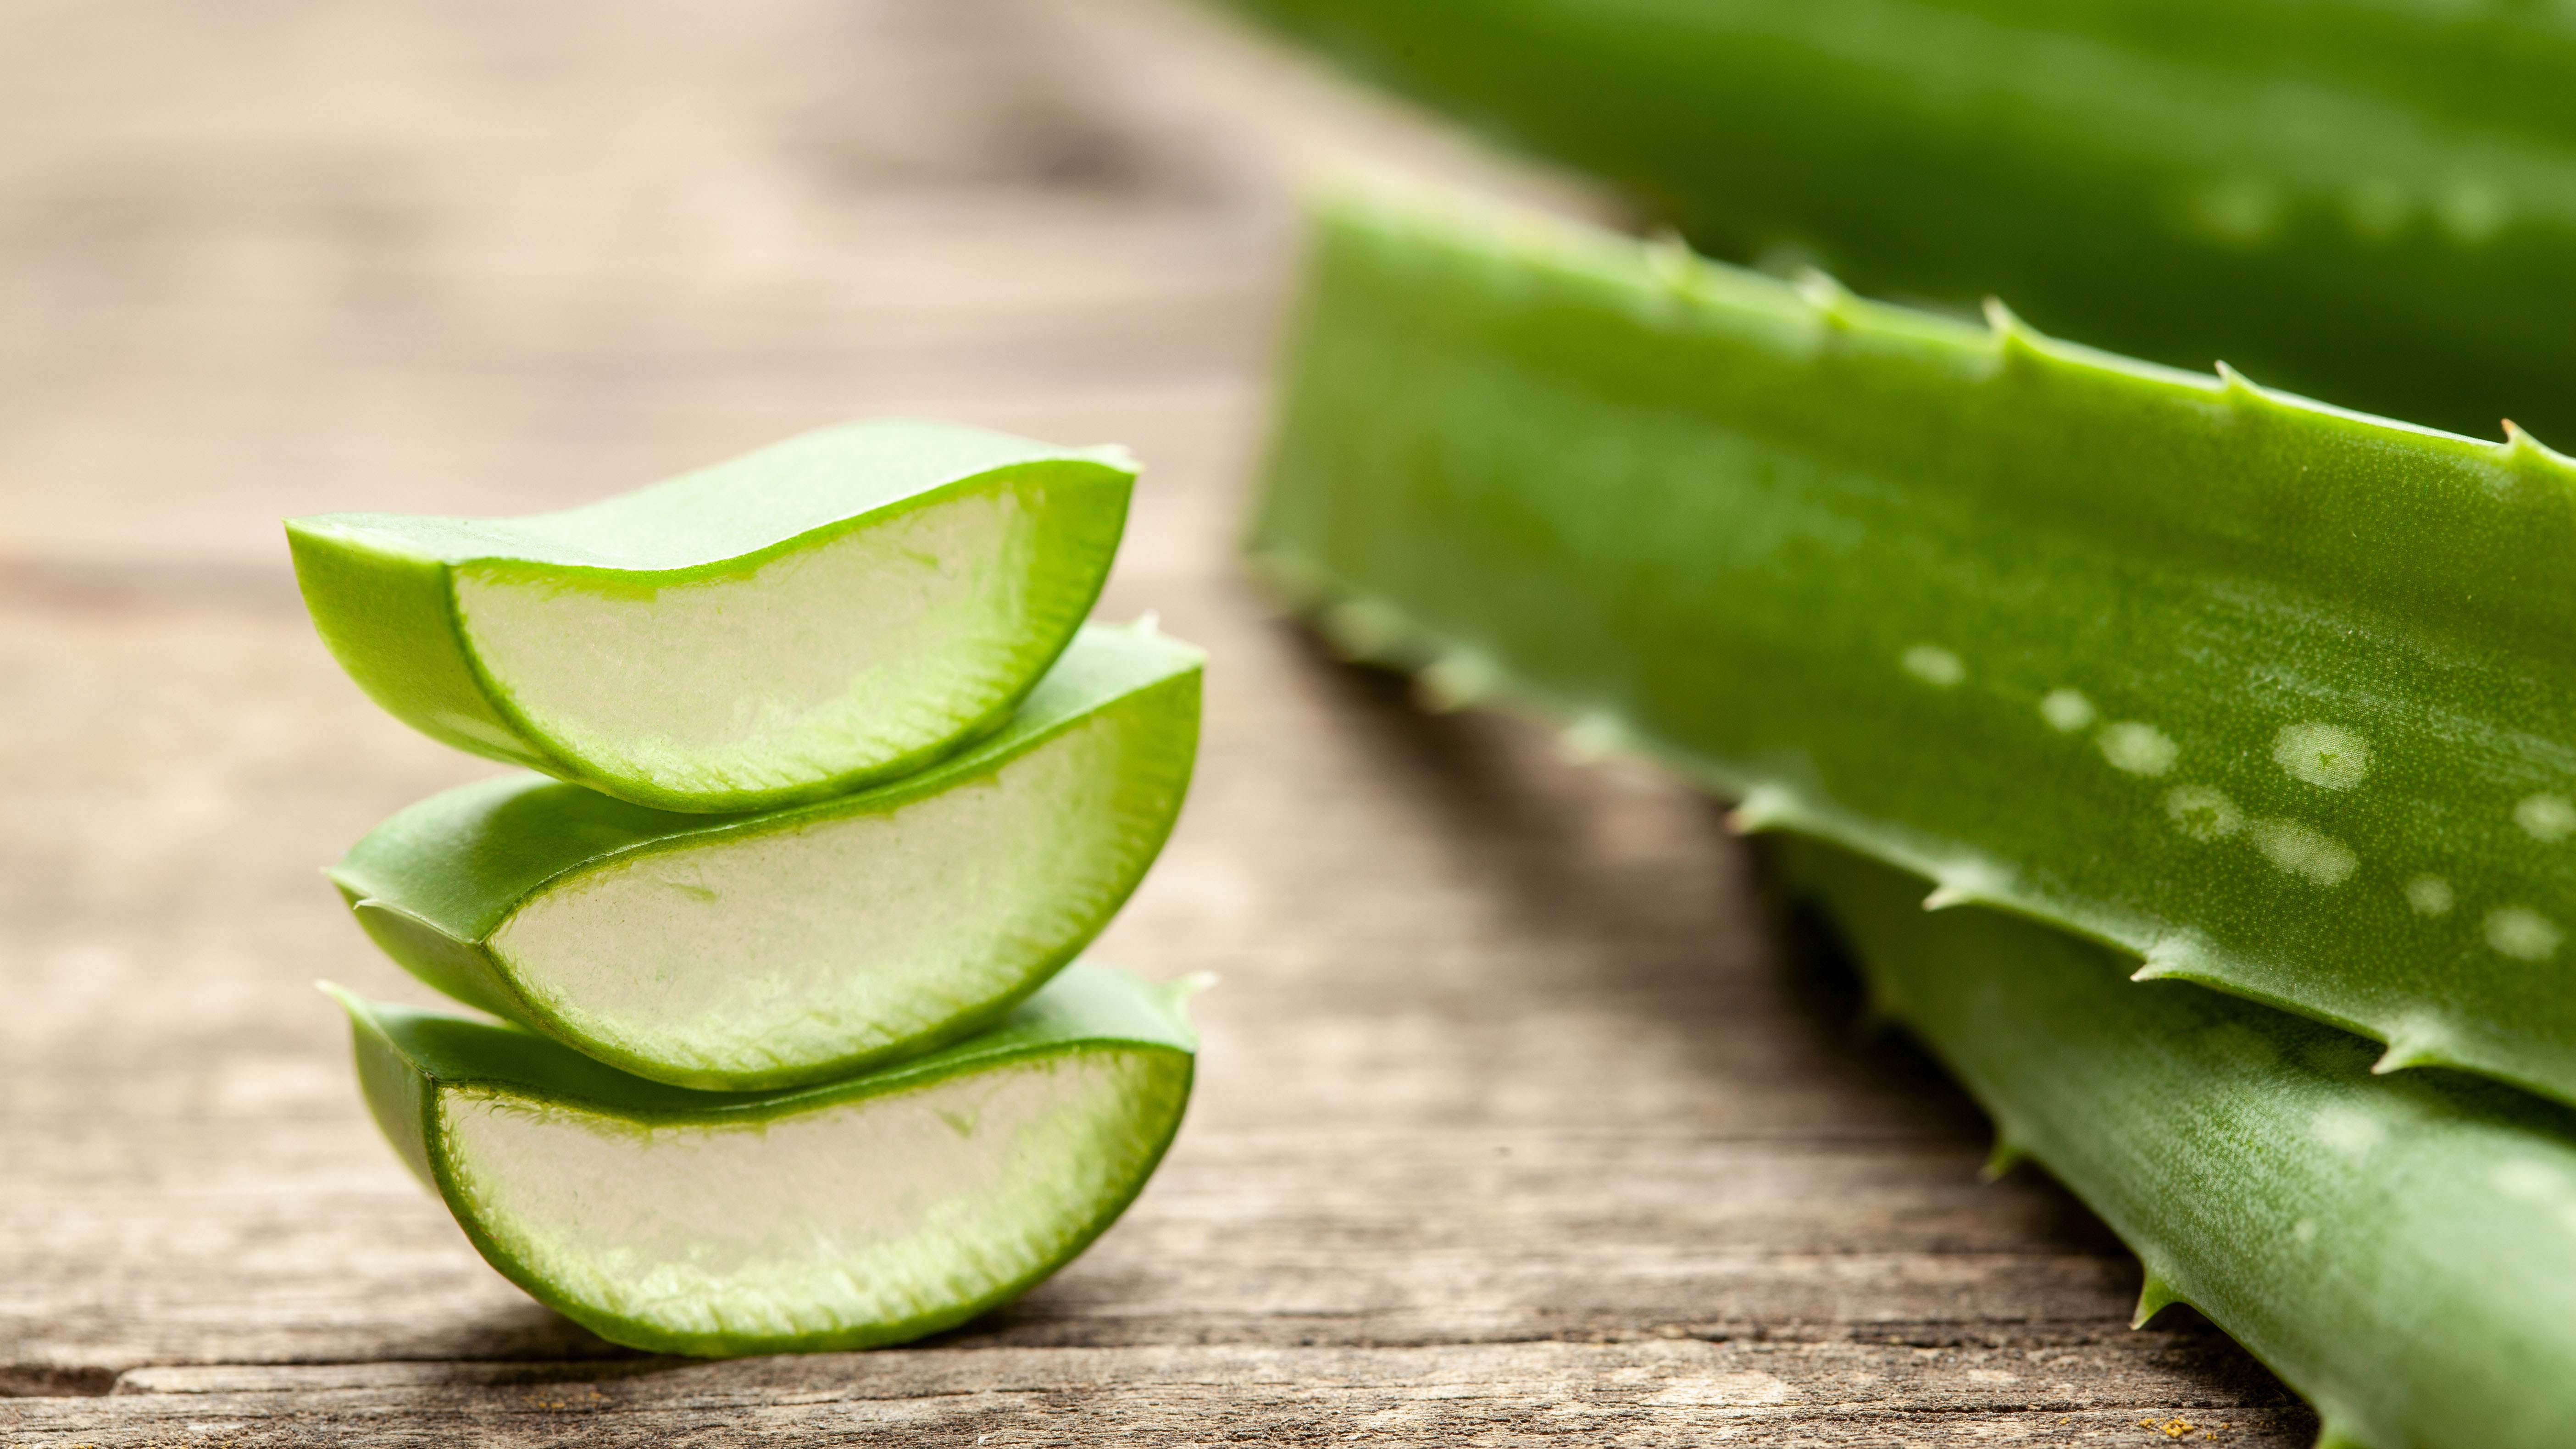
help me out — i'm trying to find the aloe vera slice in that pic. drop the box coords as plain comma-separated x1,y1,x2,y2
1774,838,2576,1449
328,622,1199,1092
286,419,1134,812
325,962,1197,1358
1215,0,2576,442
1248,191,2576,1109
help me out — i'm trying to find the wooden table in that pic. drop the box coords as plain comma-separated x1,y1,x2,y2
0,1,2315,1442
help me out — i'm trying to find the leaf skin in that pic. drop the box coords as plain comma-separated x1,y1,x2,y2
321,961,1199,1358
286,418,1134,813
1211,0,2576,443
1248,190,2576,1110
1775,836,2576,1449
328,623,1202,1091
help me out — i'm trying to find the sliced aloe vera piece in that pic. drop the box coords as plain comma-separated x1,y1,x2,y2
1776,838,2576,1449
1215,0,2576,441
329,622,1199,1092
1249,190,2576,1110
286,418,1134,812
325,962,1197,1358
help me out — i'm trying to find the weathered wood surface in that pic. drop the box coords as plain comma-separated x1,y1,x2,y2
0,0,2313,1443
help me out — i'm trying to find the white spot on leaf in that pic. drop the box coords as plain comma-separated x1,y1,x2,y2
2192,175,2284,244
2310,1103,2387,1155
2039,688,2095,733
2273,722,2370,790
2403,876,2455,917
2515,794,2576,843
2162,785,2242,841
2098,722,2177,777
1901,645,1964,687
2437,180,2509,243
2486,906,2564,961
2493,1160,2565,1202
2247,818,2357,887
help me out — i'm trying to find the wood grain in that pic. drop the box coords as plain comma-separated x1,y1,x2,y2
0,0,2313,1442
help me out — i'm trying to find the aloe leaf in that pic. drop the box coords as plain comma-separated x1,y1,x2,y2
323,961,1199,1358
1212,0,2576,443
286,419,1134,813
1774,837,2576,1449
328,622,1200,1092
1247,190,2576,1110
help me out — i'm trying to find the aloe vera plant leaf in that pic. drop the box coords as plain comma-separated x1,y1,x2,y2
323,961,1199,1358
1213,0,2576,443
328,622,1200,1092
1774,837,2576,1449
286,418,1134,813
1247,190,2576,1110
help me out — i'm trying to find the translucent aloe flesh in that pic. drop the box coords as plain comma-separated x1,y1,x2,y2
1776,838,2576,1449
1248,192,2576,1109
1215,0,2576,443
326,962,1197,1358
330,623,1200,1092
287,419,1134,812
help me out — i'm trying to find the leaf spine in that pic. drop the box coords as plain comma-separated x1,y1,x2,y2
1317,597,1410,663
1981,1137,2027,1182
2498,418,2576,478
1724,784,1800,835
1794,266,1859,326
2372,1024,2452,1076
1414,652,1500,712
1979,294,2042,352
1643,228,1698,291
2131,1269,2182,1330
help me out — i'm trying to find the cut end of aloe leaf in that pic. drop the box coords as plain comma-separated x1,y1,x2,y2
331,623,1202,1091
328,961,1196,1357
287,418,1135,812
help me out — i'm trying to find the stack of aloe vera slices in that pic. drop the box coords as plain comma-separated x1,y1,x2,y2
1243,192,2576,1447
288,418,1205,1356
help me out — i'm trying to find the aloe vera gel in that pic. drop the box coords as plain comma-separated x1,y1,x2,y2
289,419,1134,812
334,625,1202,1090
330,966,1197,1356
300,419,1199,1355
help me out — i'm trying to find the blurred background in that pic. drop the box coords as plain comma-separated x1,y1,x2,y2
0,0,2310,1438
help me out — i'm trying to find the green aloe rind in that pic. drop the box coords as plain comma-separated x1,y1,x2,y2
1247,189,2576,1109
330,622,1202,1092
324,961,1200,1358
1212,0,2576,443
1774,837,2576,1449
287,418,1135,813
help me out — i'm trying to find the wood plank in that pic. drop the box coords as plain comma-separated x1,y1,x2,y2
22,1342,2308,1447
